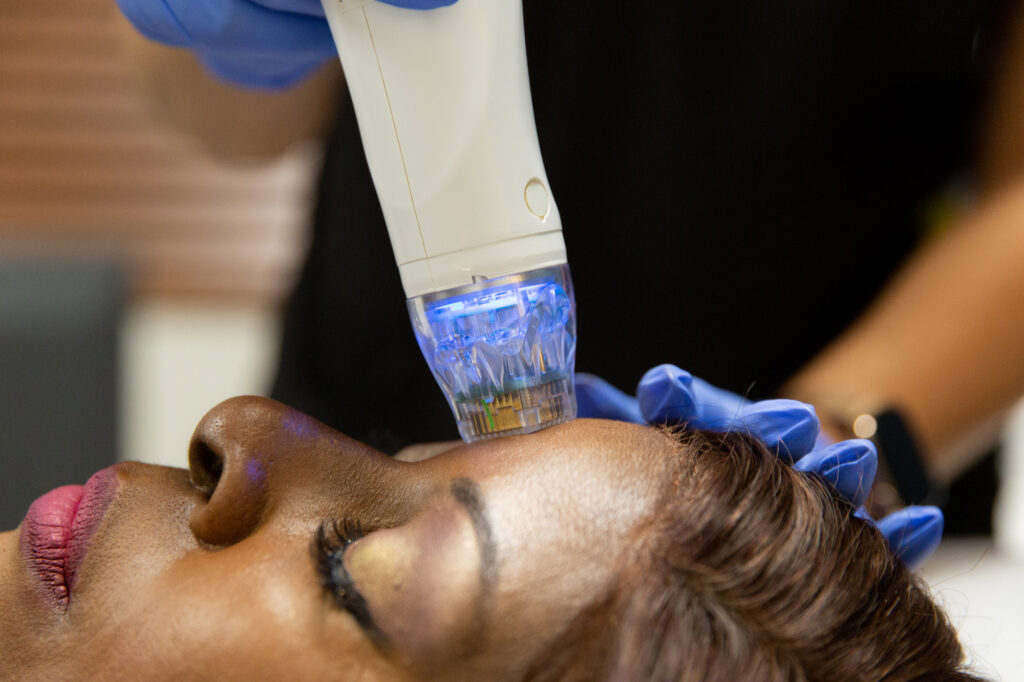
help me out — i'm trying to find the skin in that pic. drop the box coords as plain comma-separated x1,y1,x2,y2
0,397,672,681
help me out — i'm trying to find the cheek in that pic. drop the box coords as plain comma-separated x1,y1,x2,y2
63,541,390,681
345,510,481,664
0,531,52,674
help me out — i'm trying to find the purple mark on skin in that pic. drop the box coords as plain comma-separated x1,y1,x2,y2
282,411,318,441
246,457,267,487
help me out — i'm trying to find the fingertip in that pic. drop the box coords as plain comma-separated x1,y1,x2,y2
741,399,820,458
637,365,695,424
880,506,944,568
637,364,693,391
794,439,877,506
847,438,878,482
824,441,877,507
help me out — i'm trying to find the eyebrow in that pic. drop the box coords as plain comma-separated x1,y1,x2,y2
450,477,498,631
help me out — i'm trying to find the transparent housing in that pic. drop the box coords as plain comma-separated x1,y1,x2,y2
408,265,577,442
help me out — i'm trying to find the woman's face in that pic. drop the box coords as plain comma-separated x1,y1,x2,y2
0,397,672,681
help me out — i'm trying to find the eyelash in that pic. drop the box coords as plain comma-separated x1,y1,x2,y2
313,519,380,633
314,518,365,593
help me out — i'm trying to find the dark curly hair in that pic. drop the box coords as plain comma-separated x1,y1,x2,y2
525,429,980,682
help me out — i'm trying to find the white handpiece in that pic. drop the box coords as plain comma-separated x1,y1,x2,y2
320,0,577,442
321,0,565,297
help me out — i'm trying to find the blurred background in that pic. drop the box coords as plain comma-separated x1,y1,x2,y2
0,0,317,513
2,1,1024,678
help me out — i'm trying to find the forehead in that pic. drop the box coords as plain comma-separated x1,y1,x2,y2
448,413,671,503
440,417,671,465
429,421,672,562
425,419,673,507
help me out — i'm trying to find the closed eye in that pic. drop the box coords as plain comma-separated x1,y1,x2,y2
312,520,389,646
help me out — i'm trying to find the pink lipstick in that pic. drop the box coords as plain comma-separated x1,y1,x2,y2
19,467,118,609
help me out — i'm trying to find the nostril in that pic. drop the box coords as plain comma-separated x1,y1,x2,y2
189,439,224,498
186,397,286,547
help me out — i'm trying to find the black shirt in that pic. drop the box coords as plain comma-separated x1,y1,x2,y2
273,0,1012,454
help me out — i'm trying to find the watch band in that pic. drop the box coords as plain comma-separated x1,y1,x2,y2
868,408,947,507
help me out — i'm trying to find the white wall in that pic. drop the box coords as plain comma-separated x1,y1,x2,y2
120,300,280,469
997,401,1024,559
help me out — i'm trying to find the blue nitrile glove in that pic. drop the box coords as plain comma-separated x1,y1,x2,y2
115,0,458,89
577,370,819,457
575,365,944,568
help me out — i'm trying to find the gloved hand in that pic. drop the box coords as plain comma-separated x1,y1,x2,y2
115,0,458,89
576,365,944,568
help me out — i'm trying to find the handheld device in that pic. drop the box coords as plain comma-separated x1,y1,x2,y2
320,0,577,441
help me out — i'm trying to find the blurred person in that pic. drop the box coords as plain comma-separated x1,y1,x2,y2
113,0,1024,531
1,397,979,681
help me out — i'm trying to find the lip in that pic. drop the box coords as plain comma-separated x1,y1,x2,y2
19,467,119,610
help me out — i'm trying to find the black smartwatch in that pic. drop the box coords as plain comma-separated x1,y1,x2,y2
850,408,948,507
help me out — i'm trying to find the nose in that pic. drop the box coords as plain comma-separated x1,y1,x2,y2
187,396,402,546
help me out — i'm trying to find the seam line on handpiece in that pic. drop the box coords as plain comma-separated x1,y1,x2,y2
362,7,429,259
397,228,565,265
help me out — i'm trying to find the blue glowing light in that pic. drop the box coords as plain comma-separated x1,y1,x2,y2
407,265,577,441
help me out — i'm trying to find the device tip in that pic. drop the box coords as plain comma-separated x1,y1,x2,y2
407,265,577,442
